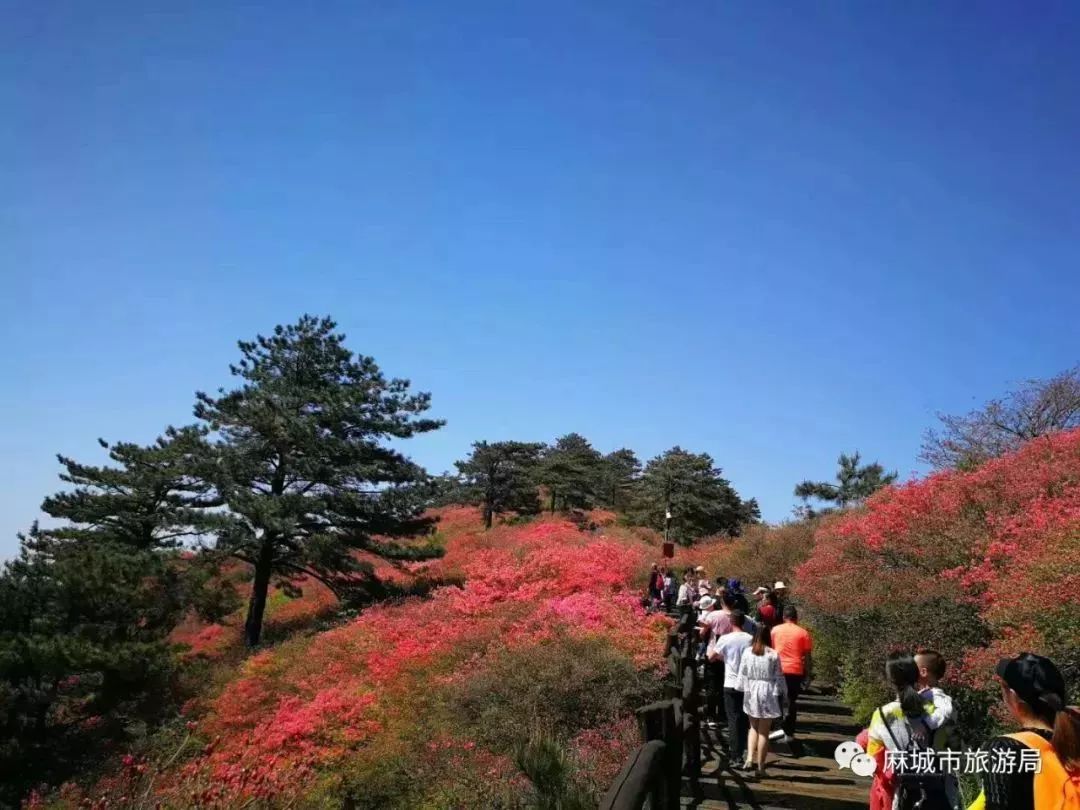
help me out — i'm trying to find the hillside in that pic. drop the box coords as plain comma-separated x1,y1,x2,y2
45,508,673,808
796,428,1080,732
26,431,1080,809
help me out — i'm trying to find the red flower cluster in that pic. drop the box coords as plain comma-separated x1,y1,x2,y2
77,508,670,807
797,430,1080,690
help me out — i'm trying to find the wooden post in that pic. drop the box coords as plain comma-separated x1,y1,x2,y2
636,700,681,810
663,628,678,657
598,740,667,810
681,663,701,778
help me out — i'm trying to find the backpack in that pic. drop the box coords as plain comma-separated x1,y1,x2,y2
1004,731,1080,810
879,706,953,810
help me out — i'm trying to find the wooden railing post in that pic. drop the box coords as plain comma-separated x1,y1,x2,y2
636,700,681,810
604,603,707,807
598,739,667,810
680,651,701,779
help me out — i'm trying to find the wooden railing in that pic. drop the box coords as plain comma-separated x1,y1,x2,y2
599,606,701,810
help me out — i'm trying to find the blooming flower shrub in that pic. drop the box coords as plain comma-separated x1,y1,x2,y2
63,508,670,808
796,430,1080,728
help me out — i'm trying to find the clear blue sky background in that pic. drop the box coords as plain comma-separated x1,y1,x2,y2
3,2,1079,559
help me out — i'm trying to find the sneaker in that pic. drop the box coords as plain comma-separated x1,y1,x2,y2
768,729,785,741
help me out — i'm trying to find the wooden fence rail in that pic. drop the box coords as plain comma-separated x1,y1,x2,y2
599,606,700,810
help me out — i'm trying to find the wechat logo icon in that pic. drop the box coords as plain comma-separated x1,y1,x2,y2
835,740,877,777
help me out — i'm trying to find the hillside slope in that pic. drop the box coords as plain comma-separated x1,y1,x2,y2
796,428,1080,726
60,508,671,808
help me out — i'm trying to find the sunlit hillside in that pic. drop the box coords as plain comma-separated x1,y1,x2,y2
46,508,672,808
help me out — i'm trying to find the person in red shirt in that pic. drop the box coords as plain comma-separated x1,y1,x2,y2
756,589,779,629
768,605,812,742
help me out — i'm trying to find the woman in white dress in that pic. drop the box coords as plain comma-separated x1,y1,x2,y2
736,623,788,778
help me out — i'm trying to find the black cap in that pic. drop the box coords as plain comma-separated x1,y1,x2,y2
996,652,1067,711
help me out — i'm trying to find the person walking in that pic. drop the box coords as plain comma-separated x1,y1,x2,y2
647,564,662,608
662,569,677,611
712,610,753,769
757,589,779,629
698,595,730,728
727,579,750,614
769,605,812,743
969,652,1080,810
676,571,694,608
772,581,788,614
862,652,951,810
720,591,756,638
736,623,787,779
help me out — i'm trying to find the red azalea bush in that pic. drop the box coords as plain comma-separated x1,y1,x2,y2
56,509,670,808
795,430,1080,728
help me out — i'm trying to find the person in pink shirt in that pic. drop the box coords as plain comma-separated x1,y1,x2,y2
697,596,730,727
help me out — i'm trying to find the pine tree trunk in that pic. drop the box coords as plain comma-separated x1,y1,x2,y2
244,539,274,647
550,491,557,513
483,503,493,529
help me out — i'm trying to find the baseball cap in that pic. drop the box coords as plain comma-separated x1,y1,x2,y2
996,652,1067,711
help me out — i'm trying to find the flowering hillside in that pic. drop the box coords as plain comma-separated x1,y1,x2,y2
55,508,670,808
795,429,1080,727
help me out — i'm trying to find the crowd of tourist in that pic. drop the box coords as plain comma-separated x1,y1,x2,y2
644,565,1079,809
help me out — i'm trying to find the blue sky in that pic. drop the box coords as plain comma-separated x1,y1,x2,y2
3,2,1080,558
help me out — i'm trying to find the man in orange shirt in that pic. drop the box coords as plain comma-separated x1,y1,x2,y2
769,605,812,743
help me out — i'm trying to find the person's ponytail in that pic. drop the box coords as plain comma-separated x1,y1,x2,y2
1050,704,1080,773
899,684,924,720
884,652,924,720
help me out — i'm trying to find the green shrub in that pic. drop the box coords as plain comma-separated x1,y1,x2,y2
450,633,662,754
808,599,992,732
514,733,593,810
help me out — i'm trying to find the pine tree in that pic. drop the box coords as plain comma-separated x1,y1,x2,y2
41,425,218,549
455,441,544,528
598,448,641,510
0,427,236,802
794,451,897,512
192,315,442,647
0,530,185,804
427,471,473,508
738,497,762,526
536,434,603,513
630,447,752,544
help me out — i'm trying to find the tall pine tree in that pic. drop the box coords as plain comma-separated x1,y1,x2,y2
193,315,443,646
598,448,641,511
0,427,218,804
41,426,218,549
536,433,603,513
794,451,897,513
0,532,186,805
631,447,753,544
455,440,544,528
